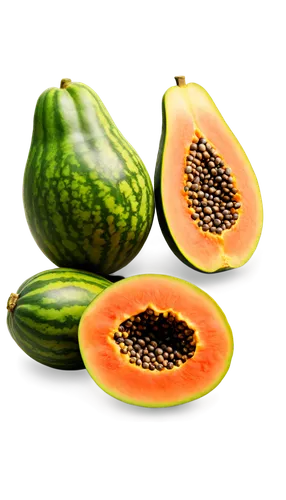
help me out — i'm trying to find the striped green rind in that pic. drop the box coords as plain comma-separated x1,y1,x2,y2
23,81,154,274
7,268,111,370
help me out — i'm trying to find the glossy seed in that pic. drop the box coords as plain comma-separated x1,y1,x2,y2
203,216,211,224
155,348,163,356
214,219,221,227
193,159,201,166
204,206,212,215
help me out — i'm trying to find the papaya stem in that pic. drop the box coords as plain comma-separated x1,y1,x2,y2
7,293,19,312
60,78,72,89
174,76,186,87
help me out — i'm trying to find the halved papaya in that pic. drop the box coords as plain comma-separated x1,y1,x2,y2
155,76,263,273
79,274,233,407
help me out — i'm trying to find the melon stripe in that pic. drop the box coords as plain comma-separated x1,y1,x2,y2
7,269,111,370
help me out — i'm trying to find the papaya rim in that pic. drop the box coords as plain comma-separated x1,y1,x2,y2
78,274,234,407
158,85,263,273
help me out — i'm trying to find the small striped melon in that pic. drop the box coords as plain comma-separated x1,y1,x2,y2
7,268,111,370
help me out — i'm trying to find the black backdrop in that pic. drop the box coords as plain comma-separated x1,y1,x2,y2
0,68,274,425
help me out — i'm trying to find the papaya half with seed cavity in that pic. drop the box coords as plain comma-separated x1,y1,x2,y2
155,76,263,273
79,274,233,407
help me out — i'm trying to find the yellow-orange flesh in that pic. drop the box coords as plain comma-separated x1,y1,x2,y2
160,82,263,272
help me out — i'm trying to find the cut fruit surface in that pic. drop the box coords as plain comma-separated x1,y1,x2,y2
155,77,263,273
79,274,233,407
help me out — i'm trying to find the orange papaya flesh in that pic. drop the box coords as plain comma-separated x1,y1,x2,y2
79,275,233,407
155,78,263,273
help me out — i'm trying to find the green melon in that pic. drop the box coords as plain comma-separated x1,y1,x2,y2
23,78,154,274
7,268,111,370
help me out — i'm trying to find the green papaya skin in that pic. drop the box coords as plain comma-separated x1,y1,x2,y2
23,79,154,274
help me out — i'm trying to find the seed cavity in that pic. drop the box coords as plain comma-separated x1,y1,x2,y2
184,134,241,234
113,308,197,371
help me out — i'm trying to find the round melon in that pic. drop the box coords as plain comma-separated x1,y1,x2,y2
7,268,111,370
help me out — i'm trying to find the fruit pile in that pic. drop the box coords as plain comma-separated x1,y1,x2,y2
7,77,263,408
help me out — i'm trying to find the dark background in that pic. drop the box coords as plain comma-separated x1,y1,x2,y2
0,68,273,425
